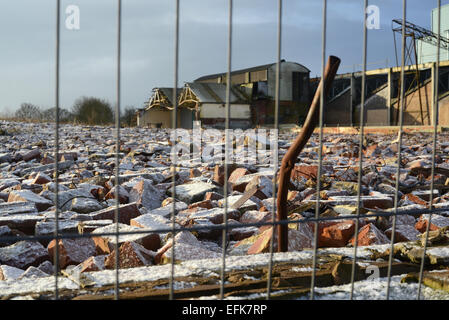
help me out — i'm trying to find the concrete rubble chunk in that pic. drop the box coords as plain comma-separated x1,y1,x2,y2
55,189,92,212
0,214,44,234
244,175,273,199
0,225,12,237
0,153,12,164
144,201,188,218
19,160,74,176
155,231,221,263
385,224,420,242
130,213,178,238
218,195,258,213
47,238,97,269
159,242,221,263
187,207,241,224
247,227,313,254
239,210,271,224
32,172,52,185
0,265,24,281
105,186,129,204
89,202,141,224
168,181,218,204
35,220,79,238
22,149,41,162
18,266,49,279
228,220,259,241
70,197,104,214
37,260,54,275
8,190,53,212
92,223,161,253
78,220,114,233
0,241,49,269
0,178,20,191
228,168,250,185
80,255,106,273
204,191,223,201
155,231,213,263
129,179,163,210
105,241,154,269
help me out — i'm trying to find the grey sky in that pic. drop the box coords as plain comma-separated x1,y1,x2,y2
0,0,447,114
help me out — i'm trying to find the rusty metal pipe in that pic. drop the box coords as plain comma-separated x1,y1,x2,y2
276,55,341,252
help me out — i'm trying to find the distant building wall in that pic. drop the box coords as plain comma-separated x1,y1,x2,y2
138,108,171,128
199,103,251,119
354,85,389,126
324,88,352,126
438,94,449,126
267,62,309,102
137,108,194,129
391,80,432,125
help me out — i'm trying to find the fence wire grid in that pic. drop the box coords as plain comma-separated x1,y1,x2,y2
0,0,446,301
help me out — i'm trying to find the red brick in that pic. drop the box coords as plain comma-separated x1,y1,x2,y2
349,223,389,246
318,220,355,247
188,199,213,210
47,238,96,269
189,168,202,178
403,193,427,206
104,241,154,269
228,168,249,185
32,173,52,185
415,214,449,233
204,191,222,201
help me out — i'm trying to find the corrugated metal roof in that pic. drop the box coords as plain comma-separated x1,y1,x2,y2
155,87,182,105
194,60,310,82
186,82,250,104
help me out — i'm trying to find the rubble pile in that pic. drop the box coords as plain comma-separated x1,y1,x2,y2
0,121,449,297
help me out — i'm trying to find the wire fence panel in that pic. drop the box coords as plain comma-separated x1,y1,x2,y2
169,0,180,301
350,0,369,300
417,0,441,300
53,0,61,301
0,0,448,301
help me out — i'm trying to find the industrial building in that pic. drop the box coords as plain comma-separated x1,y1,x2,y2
317,60,449,127
137,60,311,129
194,60,311,126
318,6,449,127
178,82,251,129
417,3,449,64
136,88,187,128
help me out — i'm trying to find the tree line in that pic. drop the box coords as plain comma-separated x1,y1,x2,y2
9,97,137,126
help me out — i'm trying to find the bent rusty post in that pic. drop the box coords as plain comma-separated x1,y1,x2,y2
276,55,341,252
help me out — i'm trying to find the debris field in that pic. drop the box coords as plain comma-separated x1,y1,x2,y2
1,121,449,299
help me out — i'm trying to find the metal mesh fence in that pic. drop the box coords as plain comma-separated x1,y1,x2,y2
0,0,447,301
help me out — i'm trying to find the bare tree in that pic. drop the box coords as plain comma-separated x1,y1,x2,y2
41,107,73,122
121,106,137,127
15,103,42,121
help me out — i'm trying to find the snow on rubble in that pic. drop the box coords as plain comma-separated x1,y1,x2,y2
0,121,449,299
